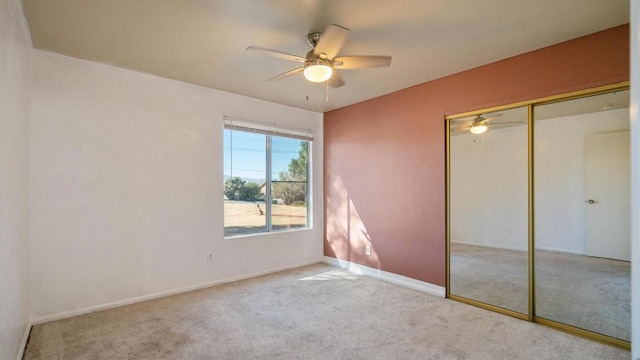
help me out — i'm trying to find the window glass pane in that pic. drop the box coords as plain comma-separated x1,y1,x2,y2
224,129,267,236
271,137,308,231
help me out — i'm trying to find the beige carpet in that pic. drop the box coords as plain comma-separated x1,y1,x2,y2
25,264,627,360
450,243,630,341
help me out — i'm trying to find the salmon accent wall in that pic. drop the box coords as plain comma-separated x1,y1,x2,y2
323,24,629,287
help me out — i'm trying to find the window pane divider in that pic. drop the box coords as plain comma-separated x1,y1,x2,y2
266,135,272,231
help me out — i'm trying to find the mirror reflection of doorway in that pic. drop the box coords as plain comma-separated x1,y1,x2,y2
585,131,630,261
446,85,631,346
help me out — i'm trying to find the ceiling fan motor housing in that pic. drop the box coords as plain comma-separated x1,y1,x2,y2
307,32,323,48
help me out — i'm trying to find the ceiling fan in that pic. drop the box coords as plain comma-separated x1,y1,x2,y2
451,114,524,135
246,24,392,88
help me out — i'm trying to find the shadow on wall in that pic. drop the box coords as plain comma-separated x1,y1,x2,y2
325,170,381,269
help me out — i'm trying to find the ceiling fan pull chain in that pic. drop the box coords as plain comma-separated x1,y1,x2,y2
326,80,330,103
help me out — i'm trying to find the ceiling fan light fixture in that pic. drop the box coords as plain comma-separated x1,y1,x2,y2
470,124,488,135
303,59,333,83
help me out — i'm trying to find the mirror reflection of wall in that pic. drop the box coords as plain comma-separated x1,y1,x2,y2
449,106,529,315
534,90,630,341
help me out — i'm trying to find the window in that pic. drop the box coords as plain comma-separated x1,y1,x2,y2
223,120,311,237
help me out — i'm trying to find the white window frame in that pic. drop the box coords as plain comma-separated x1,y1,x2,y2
223,117,313,238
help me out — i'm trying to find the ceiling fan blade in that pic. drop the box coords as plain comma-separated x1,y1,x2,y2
481,114,504,123
450,116,475,123
329,71,345,88
451,124,472,130
246,46,306,63
333,55,392,69
267,67,304,81
314,24,349,59
490,121,526,125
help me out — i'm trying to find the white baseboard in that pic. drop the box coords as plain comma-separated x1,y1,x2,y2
16,322,31,360
452,241,585,255
32,259,320,325
451,240,527,252
322,256,445,298
535,246,585,255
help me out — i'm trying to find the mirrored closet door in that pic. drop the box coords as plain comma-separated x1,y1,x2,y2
448,106,529,316
446,84,630,347
533,89,631,342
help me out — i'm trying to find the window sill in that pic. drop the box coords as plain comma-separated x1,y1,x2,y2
224,226,312,240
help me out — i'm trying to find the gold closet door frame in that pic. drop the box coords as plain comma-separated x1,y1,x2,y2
445,81,630,349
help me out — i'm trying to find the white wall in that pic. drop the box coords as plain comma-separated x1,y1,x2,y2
451,109,629,253
630,1,639,357
0,0,31,359
29,50,324,321
450,117,529,251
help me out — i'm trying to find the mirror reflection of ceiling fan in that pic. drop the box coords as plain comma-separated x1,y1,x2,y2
246,24,392,88
451,114,524,135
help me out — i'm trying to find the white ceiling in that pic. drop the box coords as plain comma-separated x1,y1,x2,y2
22,0,630,113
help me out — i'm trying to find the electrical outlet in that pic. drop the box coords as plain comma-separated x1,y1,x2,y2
365,245,371,256
207,252,214,263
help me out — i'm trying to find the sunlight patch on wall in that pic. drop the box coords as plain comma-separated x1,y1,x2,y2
325,172,380,268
